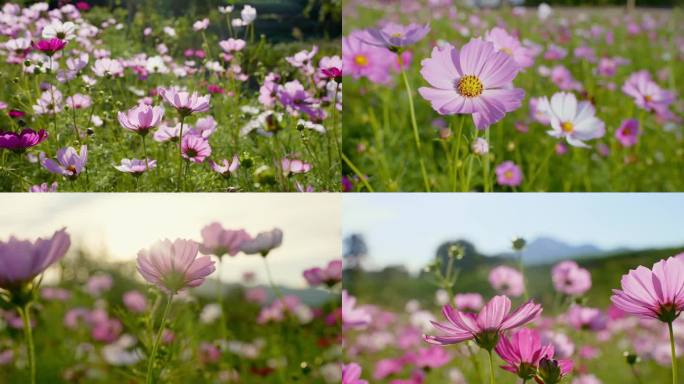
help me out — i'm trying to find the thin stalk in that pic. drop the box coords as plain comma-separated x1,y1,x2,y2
399,69,430,191
141,135,151,189
342,153,374,192
483,128,491,192
668,320,678,384
518,250,528,300
262,257,284,301
146,294,173,384
19,304,36,384
630,365,643,384
487,349,495,384
176,117,185,191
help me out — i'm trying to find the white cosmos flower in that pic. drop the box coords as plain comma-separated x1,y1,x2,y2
538,92,605,148
241,5,257,24
42,20,77,40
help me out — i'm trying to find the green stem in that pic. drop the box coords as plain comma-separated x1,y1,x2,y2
263,257,284,301
176,117,185,192
668,320,678,384
488,349,495,384
146,294,173,384
19,305,36,384
342,153,374,192
483,128,491,192
400,69,430,191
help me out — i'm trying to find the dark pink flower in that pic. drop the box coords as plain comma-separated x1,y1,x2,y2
615,118,640,147
425,295,542,351
0,129,47,151
181,135,212,163
32,38,67,56
495,328,555,380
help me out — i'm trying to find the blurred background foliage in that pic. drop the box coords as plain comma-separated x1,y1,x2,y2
343,233,684,313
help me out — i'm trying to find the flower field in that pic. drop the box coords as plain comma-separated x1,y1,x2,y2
0,2,341,192
341,2,683,192
0,223,342,384
342,242,684,384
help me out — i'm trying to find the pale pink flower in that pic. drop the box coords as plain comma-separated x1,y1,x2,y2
0,228,71,288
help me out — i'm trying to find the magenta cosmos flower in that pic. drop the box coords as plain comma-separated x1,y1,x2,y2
418,39,524,129
342,363,368,384
240,228,283,256
425,295,542,351
342,290,371,330
359,22,430,50
495,161,523,187
342,31,392,84
159,87,211,117
32,38,67,56
0,129,47,151
552,261,591,296
489,265,525,297
181,135,212,163
615,118,640,147
209,156,240,177
303,260,342,287
536,357,574,384
495,328,557,380
199,222,251,258
0,228,71,289
136,239,216,294
41,145,88,178
117,104,164,136
611,256,684,323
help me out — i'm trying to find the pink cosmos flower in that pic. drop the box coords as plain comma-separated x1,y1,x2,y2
32,38,67,56
454,293,484,312
240,228,283,256
117,104,164,135
489,265,525,297
359,22,430,49
611,256,684,323
615,118,640,148
552,261,592,296
418,39,524,130
189,116,217,138
219,38,246,53
41,145,88,178
209,156,240,177
342,290,371,330
123,290,147,313
65,94,91,110
303,260,342,287
342,31,392,84
181,135,212,163
114,158,156,175
495,161,523,187
622,70,675,113
342,363,368,384
92,58,125,77
281,157,312,176
484,27,535,68
136,239,216,294
408,346,451,369
0,129,48,151
566,305,606,331
159,87,211,116
537,92,605,147
0,228,71,289
29,182,58,193
199,223,251,257
193,18,209,31
549,65,582,91
495,328,556,380
425,295,542,351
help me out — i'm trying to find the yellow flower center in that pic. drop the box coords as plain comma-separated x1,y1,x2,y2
502,47,513,56
354,54,368,67
457,75,484,98
504,171,513,179
644,95,652,102
561,121,574,133
391,32,403,38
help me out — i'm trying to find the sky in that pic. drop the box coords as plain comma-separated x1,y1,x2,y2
0,193,341,288
342,193,684,272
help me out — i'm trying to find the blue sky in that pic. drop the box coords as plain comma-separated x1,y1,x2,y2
342,193,684,272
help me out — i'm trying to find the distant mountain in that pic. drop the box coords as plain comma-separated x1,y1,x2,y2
193,280,335,305
497,237,612,265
